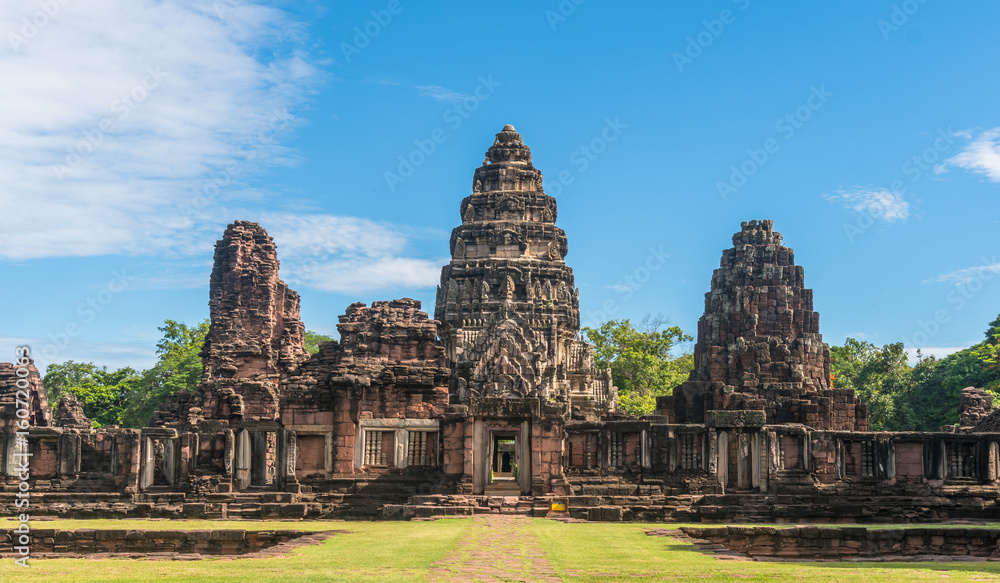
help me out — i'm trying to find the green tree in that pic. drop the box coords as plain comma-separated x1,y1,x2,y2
43,361,141,427
120,319,208,428
304,330,335,354
830,339,916,431
583,316,693,416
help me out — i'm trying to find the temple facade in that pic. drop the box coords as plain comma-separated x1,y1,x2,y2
3,126,1000,522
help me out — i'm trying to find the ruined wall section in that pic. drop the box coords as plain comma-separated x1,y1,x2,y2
56,394,92,429
281,299,450,475
670,220,867,431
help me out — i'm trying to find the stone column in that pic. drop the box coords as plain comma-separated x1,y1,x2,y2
163,439,176,488
139,437,154,491
518,419,531,495
235,429,251,490
716,431,728,488
472,418,486,495
57,433,80,478
737,432,751,489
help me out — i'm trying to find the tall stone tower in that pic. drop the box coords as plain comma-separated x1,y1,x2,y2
434,125,614,416
670,220,866,431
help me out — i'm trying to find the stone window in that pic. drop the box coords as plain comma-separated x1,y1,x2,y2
860,441,874,477
406,431,438,467
363,430,394,466
680,433,700,470
949,442,976,478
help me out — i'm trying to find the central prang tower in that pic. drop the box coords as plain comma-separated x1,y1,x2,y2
434,125,615,417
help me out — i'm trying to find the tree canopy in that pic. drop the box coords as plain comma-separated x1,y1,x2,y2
830,313,1000,431
304,330,335,354
583,316,693,416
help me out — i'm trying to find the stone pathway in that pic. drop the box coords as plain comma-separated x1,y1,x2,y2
427,515,562,582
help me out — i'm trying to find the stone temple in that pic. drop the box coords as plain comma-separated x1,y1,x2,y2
4,125,1000,522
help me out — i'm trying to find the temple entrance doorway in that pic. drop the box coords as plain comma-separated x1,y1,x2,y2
474,420,531,496
491,434,517,480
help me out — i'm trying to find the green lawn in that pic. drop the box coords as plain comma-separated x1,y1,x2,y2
1,518,999,582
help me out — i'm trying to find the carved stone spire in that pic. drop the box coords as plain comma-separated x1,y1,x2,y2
434,126,614,415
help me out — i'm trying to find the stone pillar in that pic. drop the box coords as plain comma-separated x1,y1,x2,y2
706,429,717,475
737,432,751,489
472,418,486,495
717,431,728,489
163,439,176,488
519,419,531,495
395,428,407,469
235,429,251,490
640,429,652,469
139,437,154,491
3,432,15,477
57,433,81,478
224,429,235,476
751,432,761,489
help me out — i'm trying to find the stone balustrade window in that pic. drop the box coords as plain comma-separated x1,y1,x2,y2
860,441,874,477
609,432,624,467
363,430,390,466
406,431,438,467
680,433,700,470
949,442,976,478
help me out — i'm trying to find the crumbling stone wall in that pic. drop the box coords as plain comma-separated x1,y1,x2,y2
56,394,92,429
669,220,867,432
282,299,449,477
958,387,996,431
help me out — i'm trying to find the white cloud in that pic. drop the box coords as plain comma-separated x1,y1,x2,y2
926,259,1000,285
0,0,319,261
823,188,910,223
259,213,445,294
367,78,473,102
946,128,1000,182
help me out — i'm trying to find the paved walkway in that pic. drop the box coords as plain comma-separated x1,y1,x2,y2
427,515,562,583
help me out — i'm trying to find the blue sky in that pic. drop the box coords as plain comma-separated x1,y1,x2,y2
2,0,999,372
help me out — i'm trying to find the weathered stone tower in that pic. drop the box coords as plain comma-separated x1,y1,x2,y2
434,125,614,413
434,125,615,495
670,220,867,431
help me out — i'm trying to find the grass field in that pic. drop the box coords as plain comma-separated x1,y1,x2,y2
1,518,999,582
